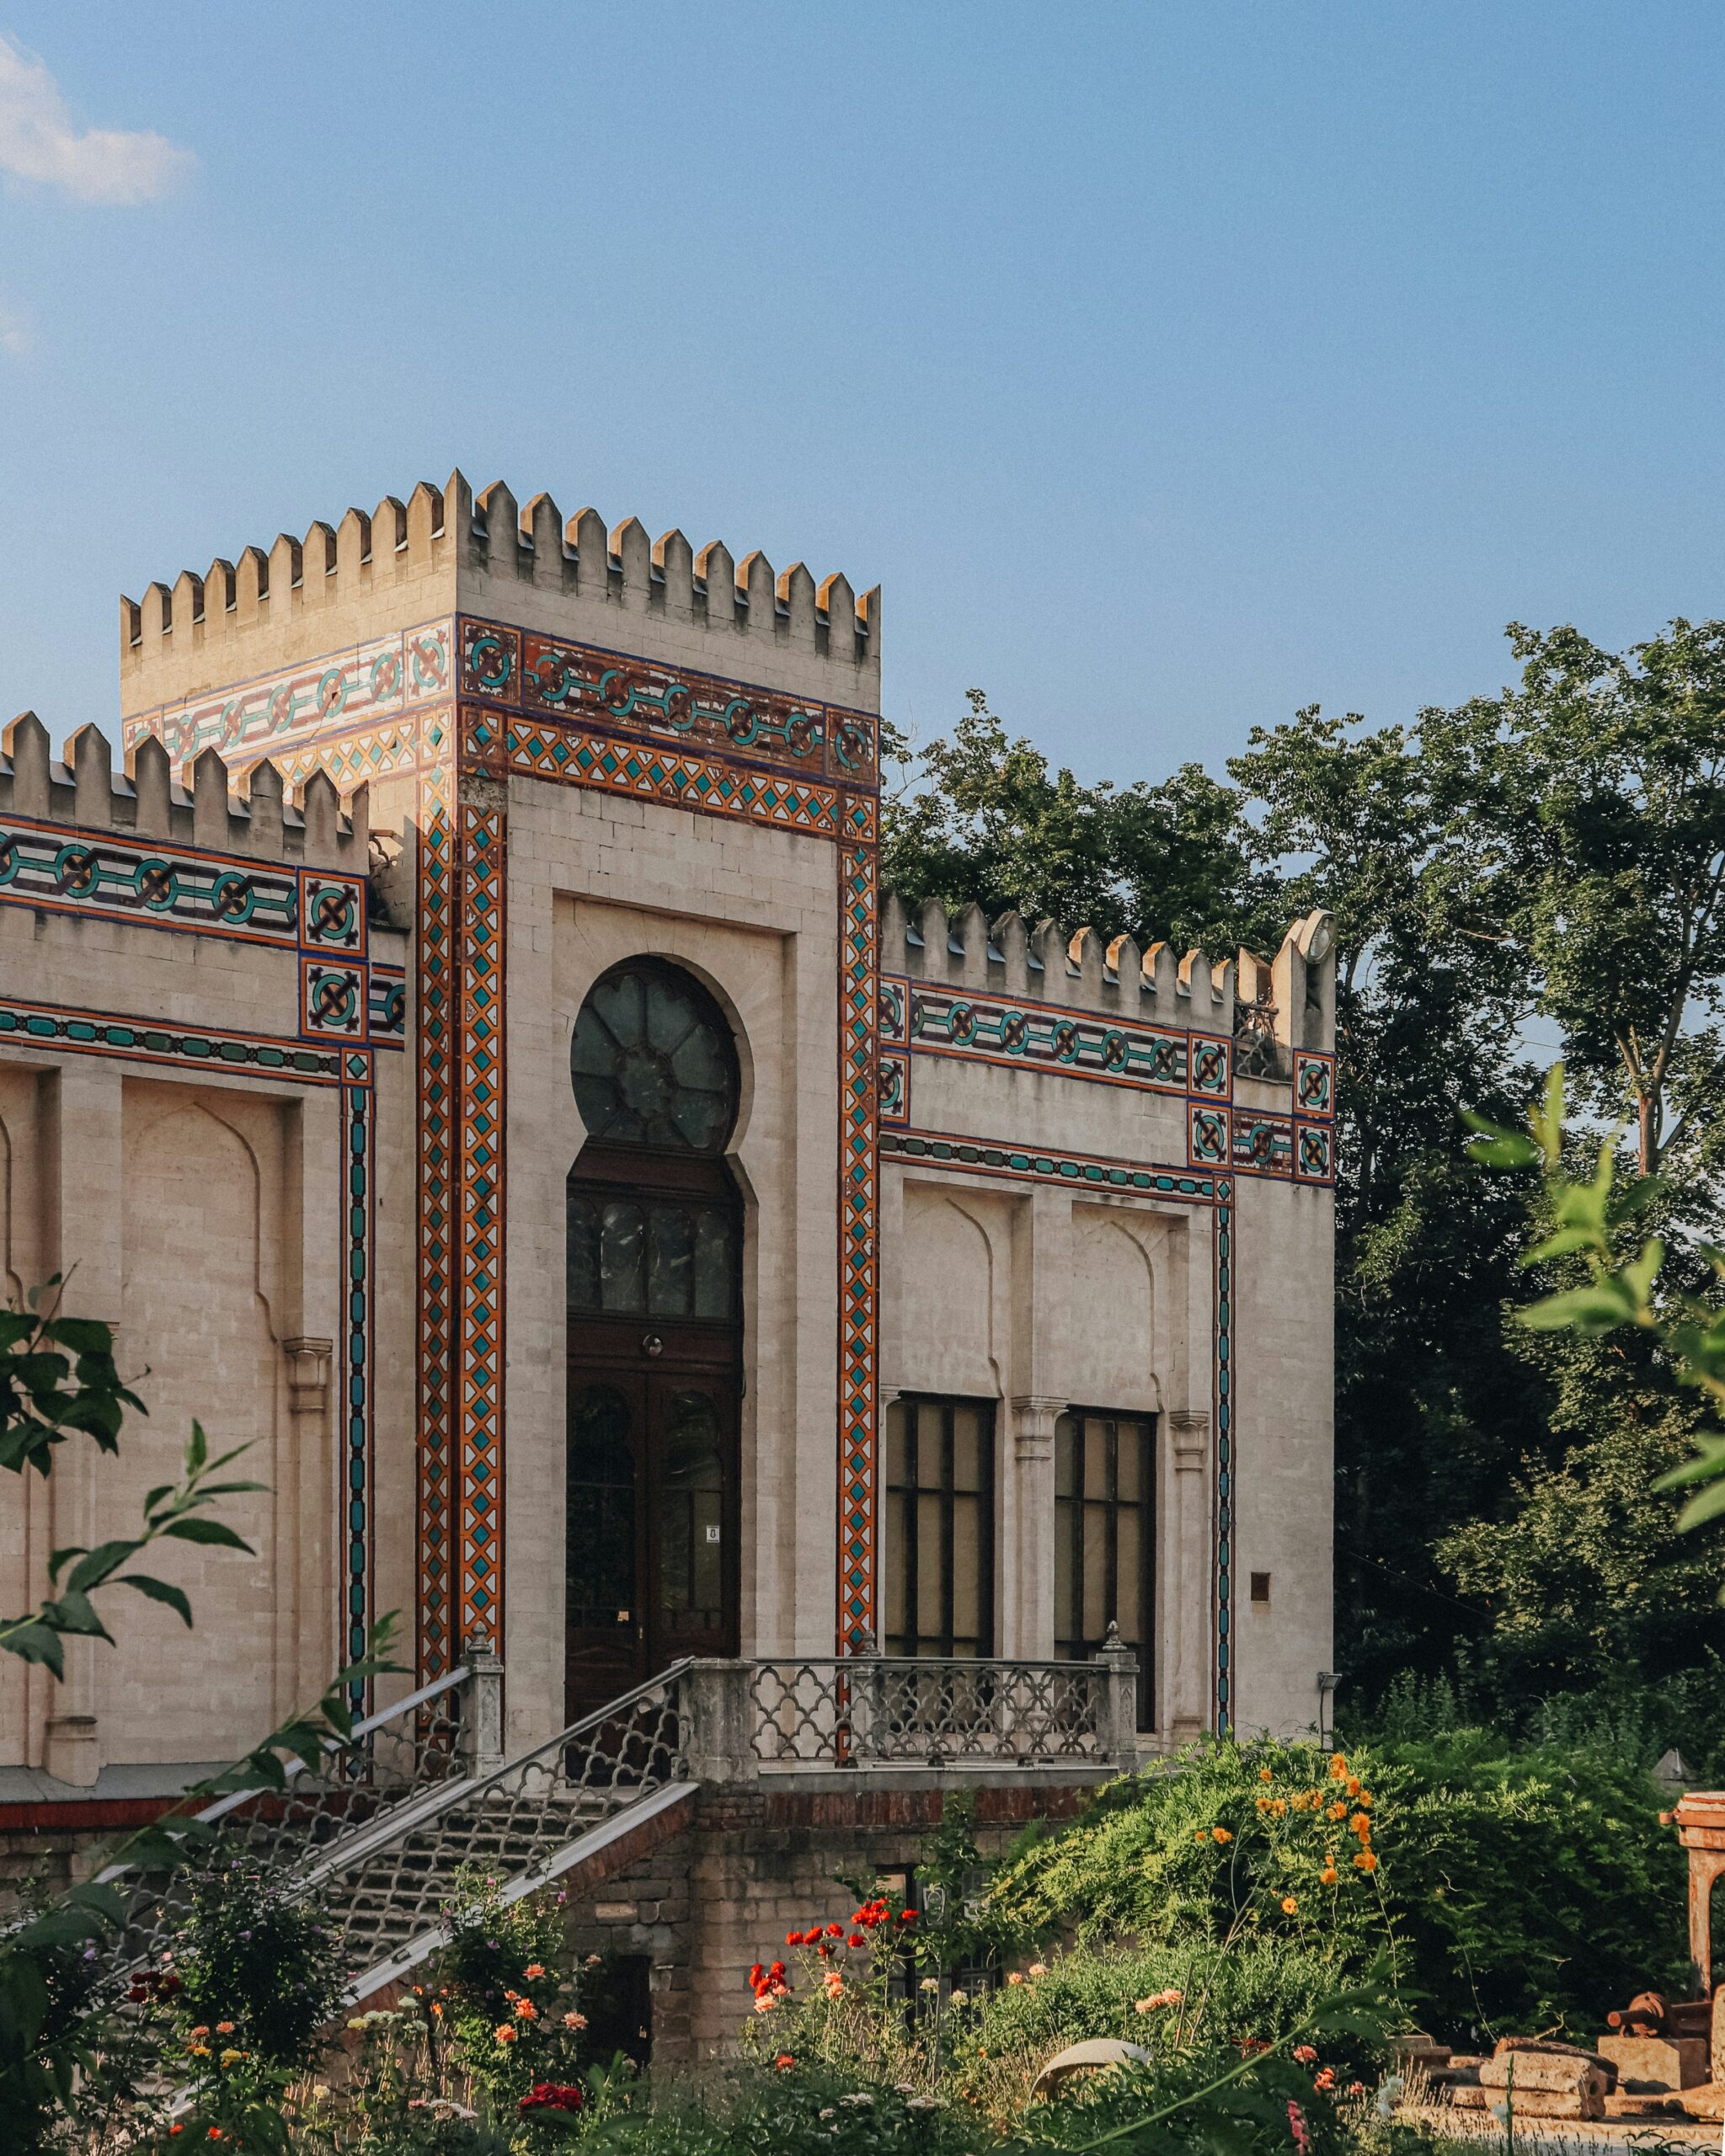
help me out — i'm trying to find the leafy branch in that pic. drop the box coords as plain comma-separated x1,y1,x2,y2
0,1278,147,1478
0,1422,263,1678
1466,1064,1725,1567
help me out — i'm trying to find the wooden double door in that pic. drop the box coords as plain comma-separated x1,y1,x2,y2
564,1160,742,1724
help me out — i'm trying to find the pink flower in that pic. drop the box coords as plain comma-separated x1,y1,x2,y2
1288,2100,1312,2156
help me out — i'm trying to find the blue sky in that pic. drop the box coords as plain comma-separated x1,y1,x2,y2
2,3,1723,783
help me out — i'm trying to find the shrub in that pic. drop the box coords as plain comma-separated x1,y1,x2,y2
174,1855,348,2065
989,1732,1685,2039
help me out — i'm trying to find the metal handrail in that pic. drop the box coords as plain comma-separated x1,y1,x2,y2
93,1662,473,1881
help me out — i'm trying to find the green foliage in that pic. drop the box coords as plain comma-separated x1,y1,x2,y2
0,1277,147,1476
880,693,1280,957
987,1735,1681,2040
173,1857,349,2065
435,1869,589,2108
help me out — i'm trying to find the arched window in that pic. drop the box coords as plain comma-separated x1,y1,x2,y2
570,963,738,1152
565,961,743,1720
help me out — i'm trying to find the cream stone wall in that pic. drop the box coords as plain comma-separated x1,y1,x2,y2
507,775,844,1752
879,899,1337,1744
0,727,403,1787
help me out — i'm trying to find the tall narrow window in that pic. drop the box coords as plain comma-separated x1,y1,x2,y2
1055,1409,1155,1729
884,1396,996,1657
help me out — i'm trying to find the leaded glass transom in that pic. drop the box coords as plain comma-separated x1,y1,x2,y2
571,963,738,1152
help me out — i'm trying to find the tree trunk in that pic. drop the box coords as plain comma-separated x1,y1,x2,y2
1640,1091,1658,1177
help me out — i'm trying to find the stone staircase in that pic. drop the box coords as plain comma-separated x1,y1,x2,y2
104,1641,1138,2009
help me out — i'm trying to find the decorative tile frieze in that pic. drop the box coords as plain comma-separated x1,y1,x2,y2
1295,1121,1334,1182
491,712,842,836
1231,1110,1293,1178
1294,1051,1336,1119
837,819,880,1654
120,620,452,767
1212,1186,1235,1733
341,1079,376,1708
416,760,457,1678
900,979,1192,1092
455,794,505,1654
368,965,406,1047
0,995,344,1082
1188,1102,1230,1168
459,617,877,787
880,1127,1219,1203
0,815,299,944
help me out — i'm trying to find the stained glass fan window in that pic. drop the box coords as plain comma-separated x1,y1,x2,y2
570,964,737,1152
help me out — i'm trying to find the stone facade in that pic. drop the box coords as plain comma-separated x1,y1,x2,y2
0,470,1335,1822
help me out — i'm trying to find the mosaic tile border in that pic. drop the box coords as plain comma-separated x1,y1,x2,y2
0,814,370,955
1212,1184,1235,1732
0,995,345,1081
342,1079,376,1708
895,977,1194,1094
120,619,452,768
458,616,877,787
415,760,457,1677
455,794,506,1652
1295,1051,1336,1120
481,710,843,838
837,814,880,1653
880,1127,1219,1202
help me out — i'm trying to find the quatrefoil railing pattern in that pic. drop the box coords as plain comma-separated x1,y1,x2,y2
746,1656,1125,1769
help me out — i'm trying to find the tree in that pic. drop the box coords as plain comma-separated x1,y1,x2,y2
1422,619,1725,1177
880,692,1280,954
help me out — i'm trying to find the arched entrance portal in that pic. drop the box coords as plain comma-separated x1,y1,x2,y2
565,961,743,1721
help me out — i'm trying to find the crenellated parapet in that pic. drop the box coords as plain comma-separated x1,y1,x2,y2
880,894,1336,1059
120,471,879,720
0,714,368,869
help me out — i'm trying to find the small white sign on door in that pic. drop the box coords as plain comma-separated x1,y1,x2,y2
705,1524,721,1543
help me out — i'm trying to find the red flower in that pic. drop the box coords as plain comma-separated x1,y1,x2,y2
774,2052,795,2071
786,1930,804,1946
846,1931,866,1947
520,2082,585,2115
898,1908,916,1924
749,1963,764,1987
825,1923,842,1937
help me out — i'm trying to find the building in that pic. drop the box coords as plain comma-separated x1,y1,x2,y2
0,474,1335,2037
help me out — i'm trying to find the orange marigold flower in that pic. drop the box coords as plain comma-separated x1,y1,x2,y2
1256,1796,1272,1812
1194,1828,1209,1844
1354,1850,1378,1871
524,1962,546,1979
774,2052,794,2071
1345,1777,1361,1797
514,1997,537,2019
1315,2067,1338,2093
1271,1798,1287,1816
1350,1813,1370,1838
1258,1767,1274,1782
1320,1866,1338,1886
1281,1896,1299,1913
1327,1801,1348,1821
494,2024,519,2045
1212,1827,1232,1844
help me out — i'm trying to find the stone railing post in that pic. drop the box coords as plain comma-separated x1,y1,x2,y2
457,1633,505,1783
681,1659,755,1785
1094,1622,1140,1771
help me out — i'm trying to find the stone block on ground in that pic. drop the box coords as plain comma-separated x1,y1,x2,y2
1597,2035,1707,2092
1491,2087,1606,2120
1480,2052,1605,2095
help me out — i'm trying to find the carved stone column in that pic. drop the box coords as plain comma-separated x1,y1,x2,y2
1168,1409,1210,1745
1008,1395,1062,1659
